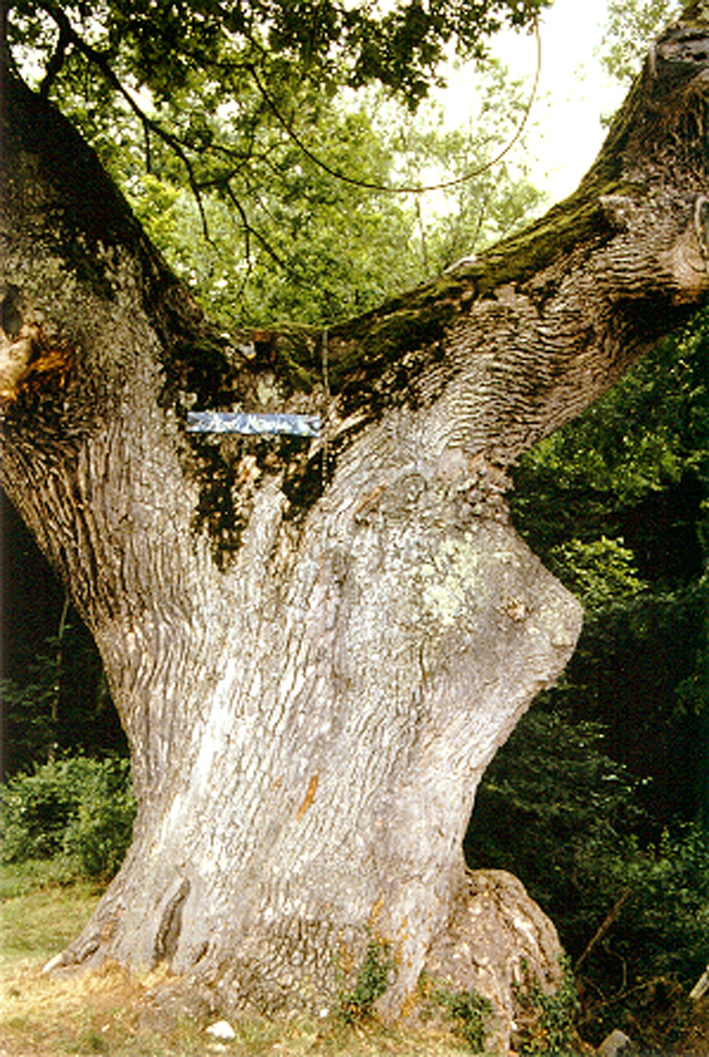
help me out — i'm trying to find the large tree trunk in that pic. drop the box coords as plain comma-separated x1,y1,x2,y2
2,10,708,1050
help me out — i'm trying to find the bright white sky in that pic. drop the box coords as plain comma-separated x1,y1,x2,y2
492,0,627,200
436,0,628,204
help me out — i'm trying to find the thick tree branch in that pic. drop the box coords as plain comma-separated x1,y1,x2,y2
3,15,709,545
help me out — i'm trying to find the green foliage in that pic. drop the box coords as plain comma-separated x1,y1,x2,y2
61,760,137,879
579,823,709,980
430,987,492,1052
468,306,709,1050
125,73,544,332
602,0,684,83
563,824,709,1046
513,334,706,560
548,537,645,611
514,958,578,1056
1,857,78,898
466,597,709,1042
7,0,548,338
1,670,58,774
129,99,420,329
510,312,708,824
465,709,644,939
1,632,119,776
1,756,135,880
0,502,128,777
7,1,550,111
336,938,395,1024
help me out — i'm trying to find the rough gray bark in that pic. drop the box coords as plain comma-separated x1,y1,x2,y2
2,8,708,1051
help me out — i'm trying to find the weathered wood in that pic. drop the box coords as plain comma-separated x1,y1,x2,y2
690,965,709,1000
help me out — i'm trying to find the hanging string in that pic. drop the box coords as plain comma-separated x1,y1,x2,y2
321,329,330,486
247,18,542,197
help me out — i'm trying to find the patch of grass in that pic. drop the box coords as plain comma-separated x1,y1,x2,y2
0,855,95,898
0,959,478,1057
1,961,191,1057
1,863,104,969
336,938,395,1025
430,987,492,1052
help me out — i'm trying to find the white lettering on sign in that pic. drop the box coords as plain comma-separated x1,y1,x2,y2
186,411,321,437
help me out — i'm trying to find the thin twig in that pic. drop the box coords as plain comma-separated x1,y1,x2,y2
221,181,290,272
39,16,70,99
574,887,633,973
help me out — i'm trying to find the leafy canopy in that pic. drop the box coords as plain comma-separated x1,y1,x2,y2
602,0,683,83
7,0,549,106
126,71,545,329
5,1,548,327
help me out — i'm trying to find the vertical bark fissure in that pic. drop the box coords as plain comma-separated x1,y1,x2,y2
155,878,192,963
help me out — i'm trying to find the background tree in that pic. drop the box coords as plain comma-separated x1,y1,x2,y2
2,1,709,1050
602,0,684,84
124,69,545,329
1,490,127,773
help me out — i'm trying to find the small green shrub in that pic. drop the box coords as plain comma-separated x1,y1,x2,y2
1,755,135,880
514,957,578,1056
573,823,709,1045
61,758,136,878
1,760,78,861
336,938,395,1024
466,708,709,1043
431,987,492,1052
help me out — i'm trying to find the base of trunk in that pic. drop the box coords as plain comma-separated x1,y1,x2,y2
46,867,563,1055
